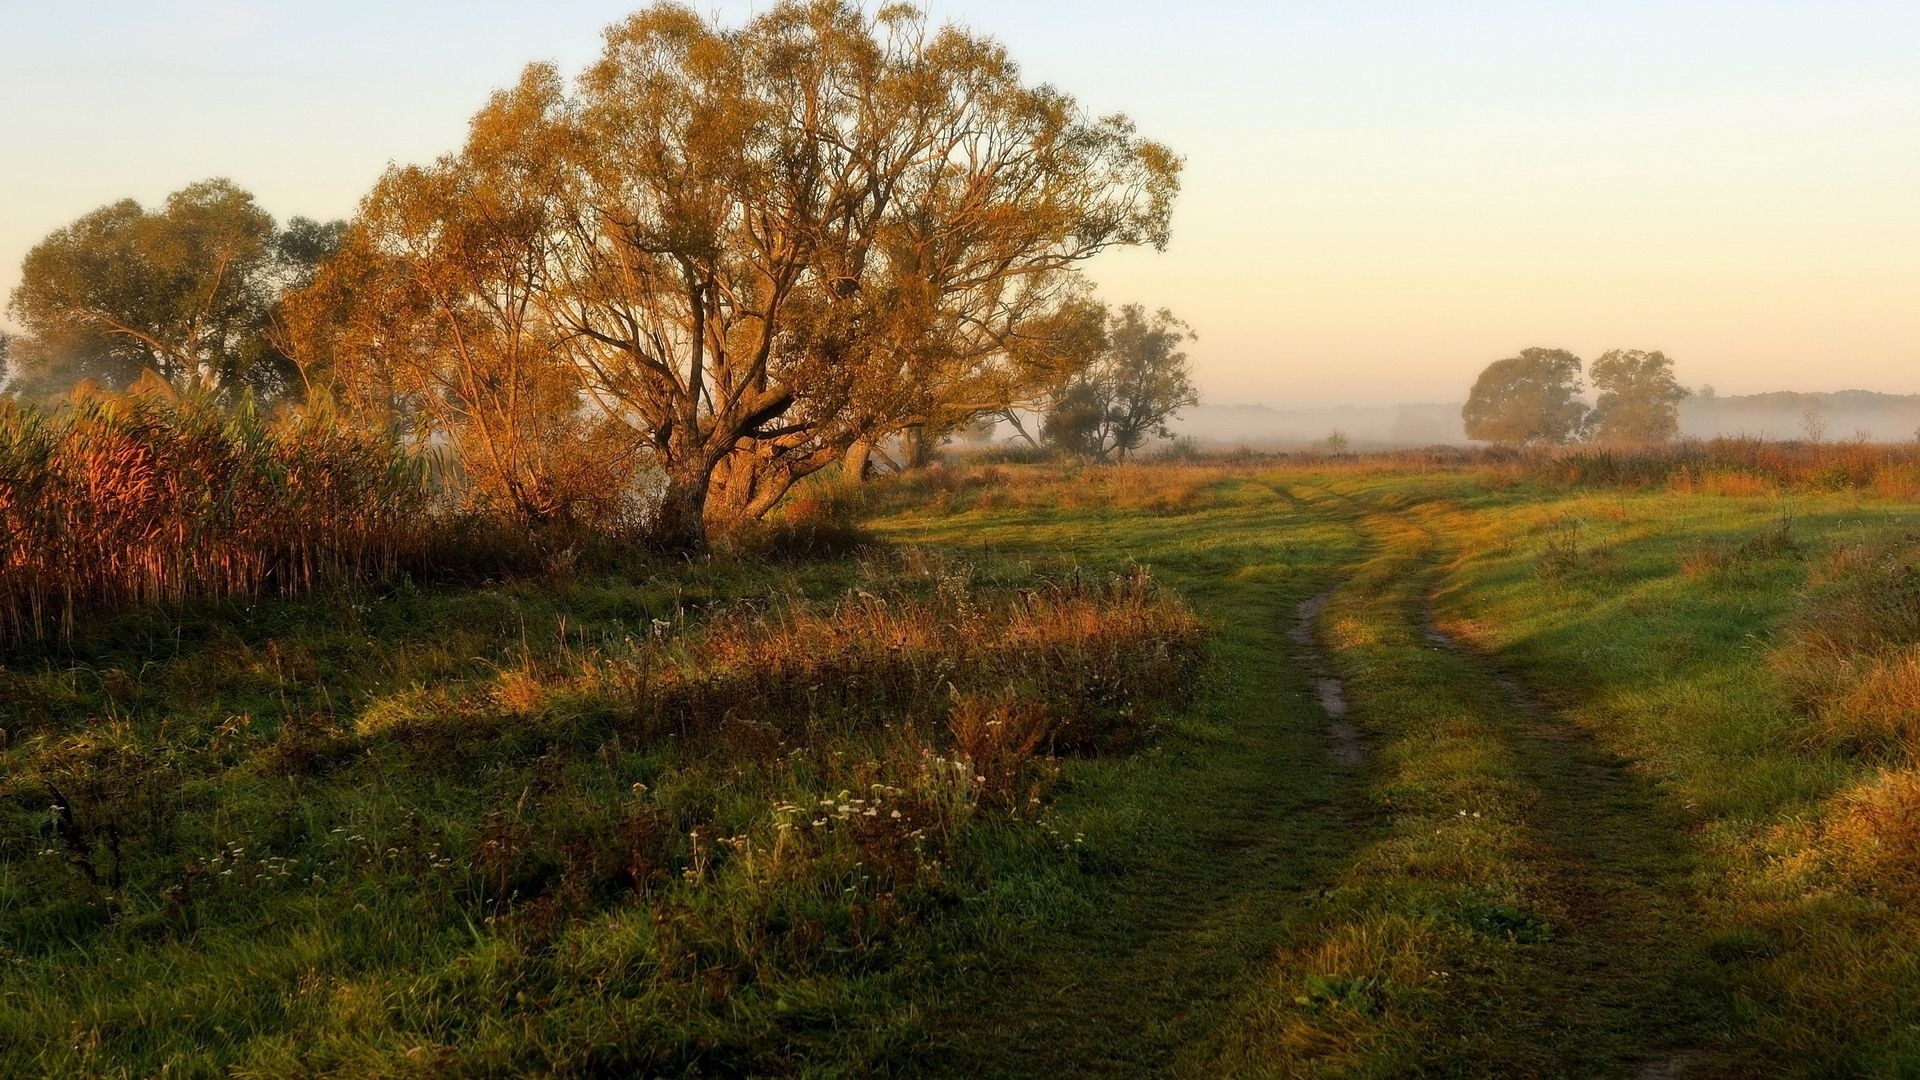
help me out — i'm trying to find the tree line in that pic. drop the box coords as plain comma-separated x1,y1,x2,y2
3,1,1198,551
1462,346,1690,447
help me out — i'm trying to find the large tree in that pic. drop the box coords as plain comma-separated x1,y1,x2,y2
282,69,636,530
301,1,1178,550
1587,348,1688,444
1040,303,1198,461
7,179,341,402
1461,347,1591,447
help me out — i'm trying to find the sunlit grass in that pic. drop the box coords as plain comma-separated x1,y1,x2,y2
7,458,1920,1074
0,543,1202,1076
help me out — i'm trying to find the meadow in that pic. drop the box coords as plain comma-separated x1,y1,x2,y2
5,450,1920,1076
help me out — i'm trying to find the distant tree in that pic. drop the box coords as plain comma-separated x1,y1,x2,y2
1461,347,1590,446
6,179,339,402
0,329,11,388
1324,429,1350,454
1587,349,1689,444
1042,304,1198,461
1800,407,1827,444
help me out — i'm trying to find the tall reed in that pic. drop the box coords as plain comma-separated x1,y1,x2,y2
0,383,432,643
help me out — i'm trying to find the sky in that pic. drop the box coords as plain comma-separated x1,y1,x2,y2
1,1,1915,407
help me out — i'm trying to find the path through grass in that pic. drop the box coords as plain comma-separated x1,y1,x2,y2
12,463,1920,1074
873,478,1374,1074
876,469,1920,1076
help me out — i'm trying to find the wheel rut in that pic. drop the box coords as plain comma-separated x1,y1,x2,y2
1266,482,1726,1075
916,575,1378,1078
1419,604,1713,1078
1291,588,1364,768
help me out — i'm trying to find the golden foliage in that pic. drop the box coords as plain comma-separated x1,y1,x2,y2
288,0,1181,548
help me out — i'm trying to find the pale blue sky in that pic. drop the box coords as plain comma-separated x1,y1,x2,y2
3,1,1915,405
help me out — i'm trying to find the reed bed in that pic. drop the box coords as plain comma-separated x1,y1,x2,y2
1546,437,1920,496
0,385,431,643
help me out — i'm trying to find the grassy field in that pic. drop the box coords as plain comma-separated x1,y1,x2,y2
6,461,1920,1075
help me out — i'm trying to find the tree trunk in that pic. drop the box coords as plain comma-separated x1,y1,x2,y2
706,437,840,530
704,452,757,527
654,461,711,552
1001,410,1042,450
740,465,807,520
841,437,874,482
901,425,934,470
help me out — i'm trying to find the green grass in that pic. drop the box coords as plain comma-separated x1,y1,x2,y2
869,476,1370,1075
7,463,1920,1076
870,467,1920,1076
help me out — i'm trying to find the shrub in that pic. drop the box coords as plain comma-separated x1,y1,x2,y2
972,442,1061,466
1148,436,1205,463
719,489,876,561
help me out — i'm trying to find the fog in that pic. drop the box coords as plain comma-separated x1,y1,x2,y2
1166,403,1467,450
1165,391,1920,450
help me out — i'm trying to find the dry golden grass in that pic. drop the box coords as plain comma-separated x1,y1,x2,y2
1548,437,1920,494
863,460,1240,515
1762,532,1920,919
1771,539,1920,753
1672,469,1780,498
377,559,1206,773
1821,653,1920,753
1820,767,1920,905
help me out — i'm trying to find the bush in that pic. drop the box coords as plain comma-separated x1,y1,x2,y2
972,442,1061,466
1147,436,1205,463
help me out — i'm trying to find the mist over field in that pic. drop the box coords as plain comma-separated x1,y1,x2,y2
1165,390,1920,450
